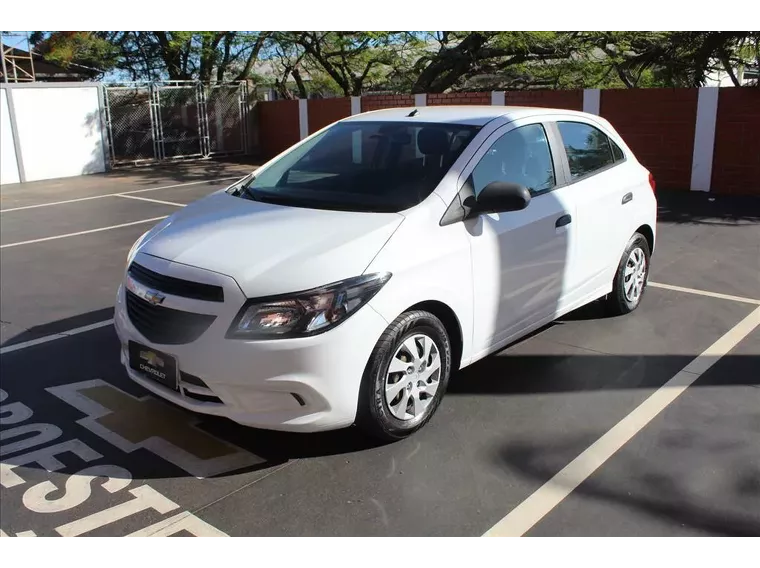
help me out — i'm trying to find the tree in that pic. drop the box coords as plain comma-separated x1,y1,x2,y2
29,31,759,90
28,31,119,78
266,32,308,99
30,31,270,82
577,31,760,88
408,32,576,93
289,32,421,96
735,33,760,86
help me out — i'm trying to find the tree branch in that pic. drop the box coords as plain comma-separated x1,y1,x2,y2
298,32,352,95
217,32,235,82
234,32,270,81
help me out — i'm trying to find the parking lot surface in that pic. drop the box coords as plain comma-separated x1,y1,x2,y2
1,162,758,537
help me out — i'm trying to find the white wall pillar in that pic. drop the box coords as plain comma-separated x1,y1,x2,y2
690,87,719,192
298,98,309,140
583,89,601,115
1,88,23,184
350,96,361,115
491,91,505,106
96,85,111,171
350,97,362,163
414,93,427,107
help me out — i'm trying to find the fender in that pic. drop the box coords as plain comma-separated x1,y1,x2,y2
365,196,475,368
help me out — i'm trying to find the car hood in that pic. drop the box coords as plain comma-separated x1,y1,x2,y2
139,191,404,297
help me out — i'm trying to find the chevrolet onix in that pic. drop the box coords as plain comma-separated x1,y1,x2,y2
115,105,657,441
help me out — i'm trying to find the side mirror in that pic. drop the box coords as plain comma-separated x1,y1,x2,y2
474,181,531,214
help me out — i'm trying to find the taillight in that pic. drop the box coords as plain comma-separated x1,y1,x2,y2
648,172,656,194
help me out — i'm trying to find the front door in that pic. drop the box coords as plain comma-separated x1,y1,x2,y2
466,121,576,357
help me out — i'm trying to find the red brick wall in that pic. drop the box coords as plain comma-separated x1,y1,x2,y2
308,97,352,134
711,88,760,195
254,89,759,195
257,99,300,159
361,94,414,112
600,88,698,191
427,92,491,105
504,89,583,111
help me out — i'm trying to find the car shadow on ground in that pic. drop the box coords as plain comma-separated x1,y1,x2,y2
0,308,115,348
466,315,760,536
488,409,760,536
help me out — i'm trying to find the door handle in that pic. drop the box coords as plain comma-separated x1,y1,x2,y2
555,214,572,228
622,192,633,204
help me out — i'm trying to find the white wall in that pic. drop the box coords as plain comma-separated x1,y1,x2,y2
11,86,106,182
1,89,21,185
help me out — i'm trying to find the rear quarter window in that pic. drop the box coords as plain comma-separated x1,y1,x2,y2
611,139,625,162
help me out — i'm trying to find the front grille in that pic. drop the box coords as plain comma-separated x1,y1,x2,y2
126,290,216,345
128,262,224,302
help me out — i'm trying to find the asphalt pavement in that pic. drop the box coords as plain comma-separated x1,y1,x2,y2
1,162,758,537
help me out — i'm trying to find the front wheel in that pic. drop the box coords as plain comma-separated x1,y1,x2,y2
356,310,452,441
604,233,651,316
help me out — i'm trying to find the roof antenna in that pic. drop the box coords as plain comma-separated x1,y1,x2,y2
407,109,419,117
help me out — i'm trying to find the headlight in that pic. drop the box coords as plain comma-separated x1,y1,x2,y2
126,230,150,265
227,272,391,339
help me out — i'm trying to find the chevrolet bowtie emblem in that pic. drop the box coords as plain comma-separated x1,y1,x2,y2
140,350,164,367
144,289,165,306
126,274,165,306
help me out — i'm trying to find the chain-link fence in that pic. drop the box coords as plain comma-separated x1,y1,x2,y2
104,86,155,164
206,85,246,155
156,85,204,159
103,81,248,166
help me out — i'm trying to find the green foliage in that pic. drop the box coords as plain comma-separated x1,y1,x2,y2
29,31,760,91
576,31,759,88
31,31,270,82
30,32,119,77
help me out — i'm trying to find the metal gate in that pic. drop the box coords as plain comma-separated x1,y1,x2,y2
103,81,249,166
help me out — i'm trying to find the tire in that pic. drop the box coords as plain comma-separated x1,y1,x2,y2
604,232,651,316
356,310,452,441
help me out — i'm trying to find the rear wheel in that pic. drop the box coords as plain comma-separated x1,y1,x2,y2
356,310,451,441
604,233,651,316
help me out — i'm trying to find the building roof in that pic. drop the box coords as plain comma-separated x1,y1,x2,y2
342,105,591,126
1,44,94,82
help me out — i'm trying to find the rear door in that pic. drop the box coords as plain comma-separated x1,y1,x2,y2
551,120,636,300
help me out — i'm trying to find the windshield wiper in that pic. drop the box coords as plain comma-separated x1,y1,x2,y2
235,177,259,202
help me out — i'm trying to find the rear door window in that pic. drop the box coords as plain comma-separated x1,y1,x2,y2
557,121,617,179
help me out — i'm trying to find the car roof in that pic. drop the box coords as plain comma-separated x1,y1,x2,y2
340,105,593,126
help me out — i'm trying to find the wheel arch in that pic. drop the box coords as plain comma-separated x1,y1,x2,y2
406,300,464,372
636,223,655,255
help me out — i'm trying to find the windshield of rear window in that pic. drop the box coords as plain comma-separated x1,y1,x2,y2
232,121,481,213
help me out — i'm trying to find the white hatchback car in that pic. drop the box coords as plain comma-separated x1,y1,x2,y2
115,105,657,440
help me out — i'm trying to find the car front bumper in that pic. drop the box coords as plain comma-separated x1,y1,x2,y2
114,253,389,432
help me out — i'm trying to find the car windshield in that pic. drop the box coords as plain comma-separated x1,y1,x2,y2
231,121,480,213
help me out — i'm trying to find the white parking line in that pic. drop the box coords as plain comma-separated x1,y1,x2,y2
0,217,168,250
116,194,186,208
483,304,760,537
648,281,760,305
0,320,114,355
0,177,242,213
